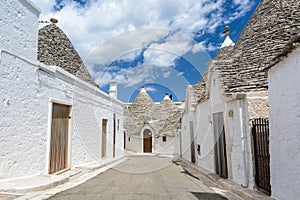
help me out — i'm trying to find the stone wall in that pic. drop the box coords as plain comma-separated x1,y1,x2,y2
246,91,269,119
38,24,98,87
124,91,183,153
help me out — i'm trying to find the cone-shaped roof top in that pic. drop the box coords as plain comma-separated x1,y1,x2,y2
221,35,235,48
38,23,98,87
209,0,300,93
133,87,154,105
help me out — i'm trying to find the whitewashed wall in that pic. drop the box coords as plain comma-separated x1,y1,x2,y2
0,0,40,61
125,134,143,153
268,46,300,200
180,64,262,189
0,0,124,180
125,129,178,154
210,67,225,113
180,86,196,162
180,111,192,161
224,99,254,188
0,52,124,179
154,136,178,155
194,100,215,172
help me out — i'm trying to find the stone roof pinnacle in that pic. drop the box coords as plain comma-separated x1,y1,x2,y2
221,26,235,48
140,86,147,93
163,93,171,101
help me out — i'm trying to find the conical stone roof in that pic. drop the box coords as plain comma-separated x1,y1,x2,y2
124,87,183,137
209,0,300,93
38,24,98,87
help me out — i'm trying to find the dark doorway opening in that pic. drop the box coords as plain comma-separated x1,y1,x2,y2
213,112,228,178
252,118,271,195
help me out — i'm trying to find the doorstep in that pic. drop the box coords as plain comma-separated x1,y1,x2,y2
177,158,273,200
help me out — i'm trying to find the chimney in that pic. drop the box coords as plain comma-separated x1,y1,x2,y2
109,81,117,99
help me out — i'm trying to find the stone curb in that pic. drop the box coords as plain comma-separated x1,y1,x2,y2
0,157,125,195
0,175,70,194
177,158,274,200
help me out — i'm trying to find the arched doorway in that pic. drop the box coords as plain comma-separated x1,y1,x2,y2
143,129,152,153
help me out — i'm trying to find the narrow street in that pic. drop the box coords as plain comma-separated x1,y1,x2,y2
48,155,242,200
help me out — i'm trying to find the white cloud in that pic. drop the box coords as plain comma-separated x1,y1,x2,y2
32,0,256,88
85,28,169,66
163,71,172,78
192,42,206,54
144,86,157,93
176,72,184,77
32,0,254,56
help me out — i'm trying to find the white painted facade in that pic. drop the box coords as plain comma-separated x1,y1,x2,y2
180,62,270,190
125,114,180,155
268,46,300,200
0,0,124,180
0,0,40,61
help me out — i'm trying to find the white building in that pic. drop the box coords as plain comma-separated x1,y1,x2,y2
263,42,300,199
181,0,299,197
124,87,183,155
0,0,124,179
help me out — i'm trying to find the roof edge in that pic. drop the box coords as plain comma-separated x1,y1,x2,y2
21,0,41,14
262,34,300,71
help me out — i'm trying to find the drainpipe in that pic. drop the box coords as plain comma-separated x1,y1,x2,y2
239,99,248,188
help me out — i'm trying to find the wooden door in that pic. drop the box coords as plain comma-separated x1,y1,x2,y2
49,103,70,174
213,112,228,178
143,129,152,153
101,119,108,158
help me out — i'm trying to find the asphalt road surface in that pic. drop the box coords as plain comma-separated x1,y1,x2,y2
48,155,242,200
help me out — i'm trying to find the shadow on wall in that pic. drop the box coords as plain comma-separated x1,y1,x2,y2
191,192,228,200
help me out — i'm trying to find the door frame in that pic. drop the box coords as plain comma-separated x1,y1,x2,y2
101,118,108,158
46,98,72,174
141,125,154,153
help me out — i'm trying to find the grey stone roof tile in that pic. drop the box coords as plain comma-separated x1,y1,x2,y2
124,90,183,137
38,24,98,87
191,0,299,101
212,0,300,93
192,70,209,103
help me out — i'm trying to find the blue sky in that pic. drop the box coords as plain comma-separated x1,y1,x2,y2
32,0,260,102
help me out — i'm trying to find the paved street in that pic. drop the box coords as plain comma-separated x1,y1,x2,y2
49,155,242,200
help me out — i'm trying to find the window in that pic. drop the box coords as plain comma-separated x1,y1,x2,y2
162,136,167,142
